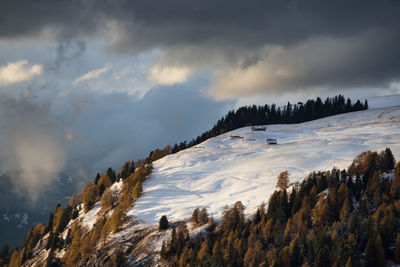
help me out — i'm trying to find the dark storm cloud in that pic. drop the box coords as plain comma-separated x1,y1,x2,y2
2,0,399,49
1,0,400,97
0,0,100,39
109,0,400,53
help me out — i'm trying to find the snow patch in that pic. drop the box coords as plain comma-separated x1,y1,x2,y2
80,202,101,231
381,171,394,181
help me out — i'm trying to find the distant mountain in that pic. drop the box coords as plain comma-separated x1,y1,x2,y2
0,172,75,248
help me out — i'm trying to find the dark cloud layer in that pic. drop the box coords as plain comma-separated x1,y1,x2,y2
111,0,400,53
2,0,399,98
0,0,99,39
1,0,399,48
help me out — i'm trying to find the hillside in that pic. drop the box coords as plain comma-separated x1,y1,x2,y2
161,150,400,266
0,94,366,249
131,104,400,224
2,95,400,266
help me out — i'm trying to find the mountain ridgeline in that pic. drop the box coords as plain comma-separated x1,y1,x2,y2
0,95,369,266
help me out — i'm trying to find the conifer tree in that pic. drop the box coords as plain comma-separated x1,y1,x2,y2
345,257,352,267
377,148,396,173
132,181,143,200
94,173,100,185
376,234,385,266
44,213,54,234
385,147,396,171
394,233,400,263
337,183,349,205
366,172,381,205
82,183,99,212
364,100,369,110
101,188,116,211
179,247,189,266
190,208,200,224
315,245,330,266
119,161,135,180
159,215,169,230
313,195,330,227
339,198,350,222
110,205,126,233
199,208,209,225
197,240,209,260
391,162,400,199
106,167,117,183
208,216,216,232
364,234,377,267
276,170,290,191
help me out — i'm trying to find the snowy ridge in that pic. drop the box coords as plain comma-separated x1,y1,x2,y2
130,103,400,224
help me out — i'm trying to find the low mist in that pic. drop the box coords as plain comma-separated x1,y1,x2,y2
0,95,65,201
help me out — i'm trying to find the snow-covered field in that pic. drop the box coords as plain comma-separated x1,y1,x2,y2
129,96,400,224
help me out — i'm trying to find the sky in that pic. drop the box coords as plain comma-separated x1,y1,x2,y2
0,0,400,200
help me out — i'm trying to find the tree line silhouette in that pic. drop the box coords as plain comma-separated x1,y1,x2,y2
171,95,368,153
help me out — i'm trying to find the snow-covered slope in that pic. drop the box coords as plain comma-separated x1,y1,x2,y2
130,102,400,224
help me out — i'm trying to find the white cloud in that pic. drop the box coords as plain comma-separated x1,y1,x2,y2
0,96,66,201
0,60,43,87
14,132,65,201
149,64,192,85
73,65,110,85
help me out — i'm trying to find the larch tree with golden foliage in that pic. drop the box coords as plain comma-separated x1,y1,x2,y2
276,170,290,191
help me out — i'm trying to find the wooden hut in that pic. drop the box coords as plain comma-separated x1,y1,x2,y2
266,138,277,145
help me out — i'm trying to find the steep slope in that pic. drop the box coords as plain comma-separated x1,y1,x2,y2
130,103,400,224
